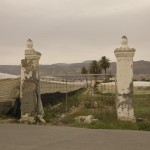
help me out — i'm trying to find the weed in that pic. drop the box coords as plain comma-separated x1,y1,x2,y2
0,114,7,119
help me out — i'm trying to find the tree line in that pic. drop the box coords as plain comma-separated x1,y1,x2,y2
81,56,110,74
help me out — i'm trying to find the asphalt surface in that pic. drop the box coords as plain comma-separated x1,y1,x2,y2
0,124,150,150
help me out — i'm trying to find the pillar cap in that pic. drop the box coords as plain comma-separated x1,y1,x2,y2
114,49,135,57
25,39,41,59
114,35,136,52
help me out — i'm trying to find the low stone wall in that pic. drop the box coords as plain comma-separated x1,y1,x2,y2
0,78,20,114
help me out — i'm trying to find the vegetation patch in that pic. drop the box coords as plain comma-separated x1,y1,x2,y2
43,92,150,131
0,89,149,131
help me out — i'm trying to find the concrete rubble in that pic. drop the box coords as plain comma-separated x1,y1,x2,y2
75,115,98,124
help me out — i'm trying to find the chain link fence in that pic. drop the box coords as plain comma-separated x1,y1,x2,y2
40,74,116,110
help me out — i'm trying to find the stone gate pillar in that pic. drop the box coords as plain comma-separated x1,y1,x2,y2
20,39,44,123
114,36,136,122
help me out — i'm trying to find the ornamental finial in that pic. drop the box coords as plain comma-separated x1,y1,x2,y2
26,39,33,50
121,35,128,46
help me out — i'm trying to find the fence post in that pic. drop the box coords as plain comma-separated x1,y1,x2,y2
114,36,136,122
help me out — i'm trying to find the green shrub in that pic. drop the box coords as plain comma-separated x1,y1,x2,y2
65,94,80,108
84,99,92,109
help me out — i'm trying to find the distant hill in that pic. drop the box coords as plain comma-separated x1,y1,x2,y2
0,65,20,75
0,60,150,79
133,60,150,74
40,61,92,75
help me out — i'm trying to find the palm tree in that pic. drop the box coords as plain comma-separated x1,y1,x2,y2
81,67,88,86
99,56,110,74
89,60,101,91
81,67,88,74
89,60,101,74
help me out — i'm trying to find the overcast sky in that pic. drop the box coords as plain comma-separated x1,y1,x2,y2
0,0,150,65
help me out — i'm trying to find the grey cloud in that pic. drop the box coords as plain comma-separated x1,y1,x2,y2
0,0,150,64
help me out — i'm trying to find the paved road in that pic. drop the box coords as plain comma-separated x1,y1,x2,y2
0,124,150,150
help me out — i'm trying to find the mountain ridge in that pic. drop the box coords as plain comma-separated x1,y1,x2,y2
0,60,150,80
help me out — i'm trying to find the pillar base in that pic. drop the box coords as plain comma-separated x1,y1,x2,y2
117,101,136,122
20,113,36,123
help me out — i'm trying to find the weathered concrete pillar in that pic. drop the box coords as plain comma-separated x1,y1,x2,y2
20,39,45,123
114,36,136,122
